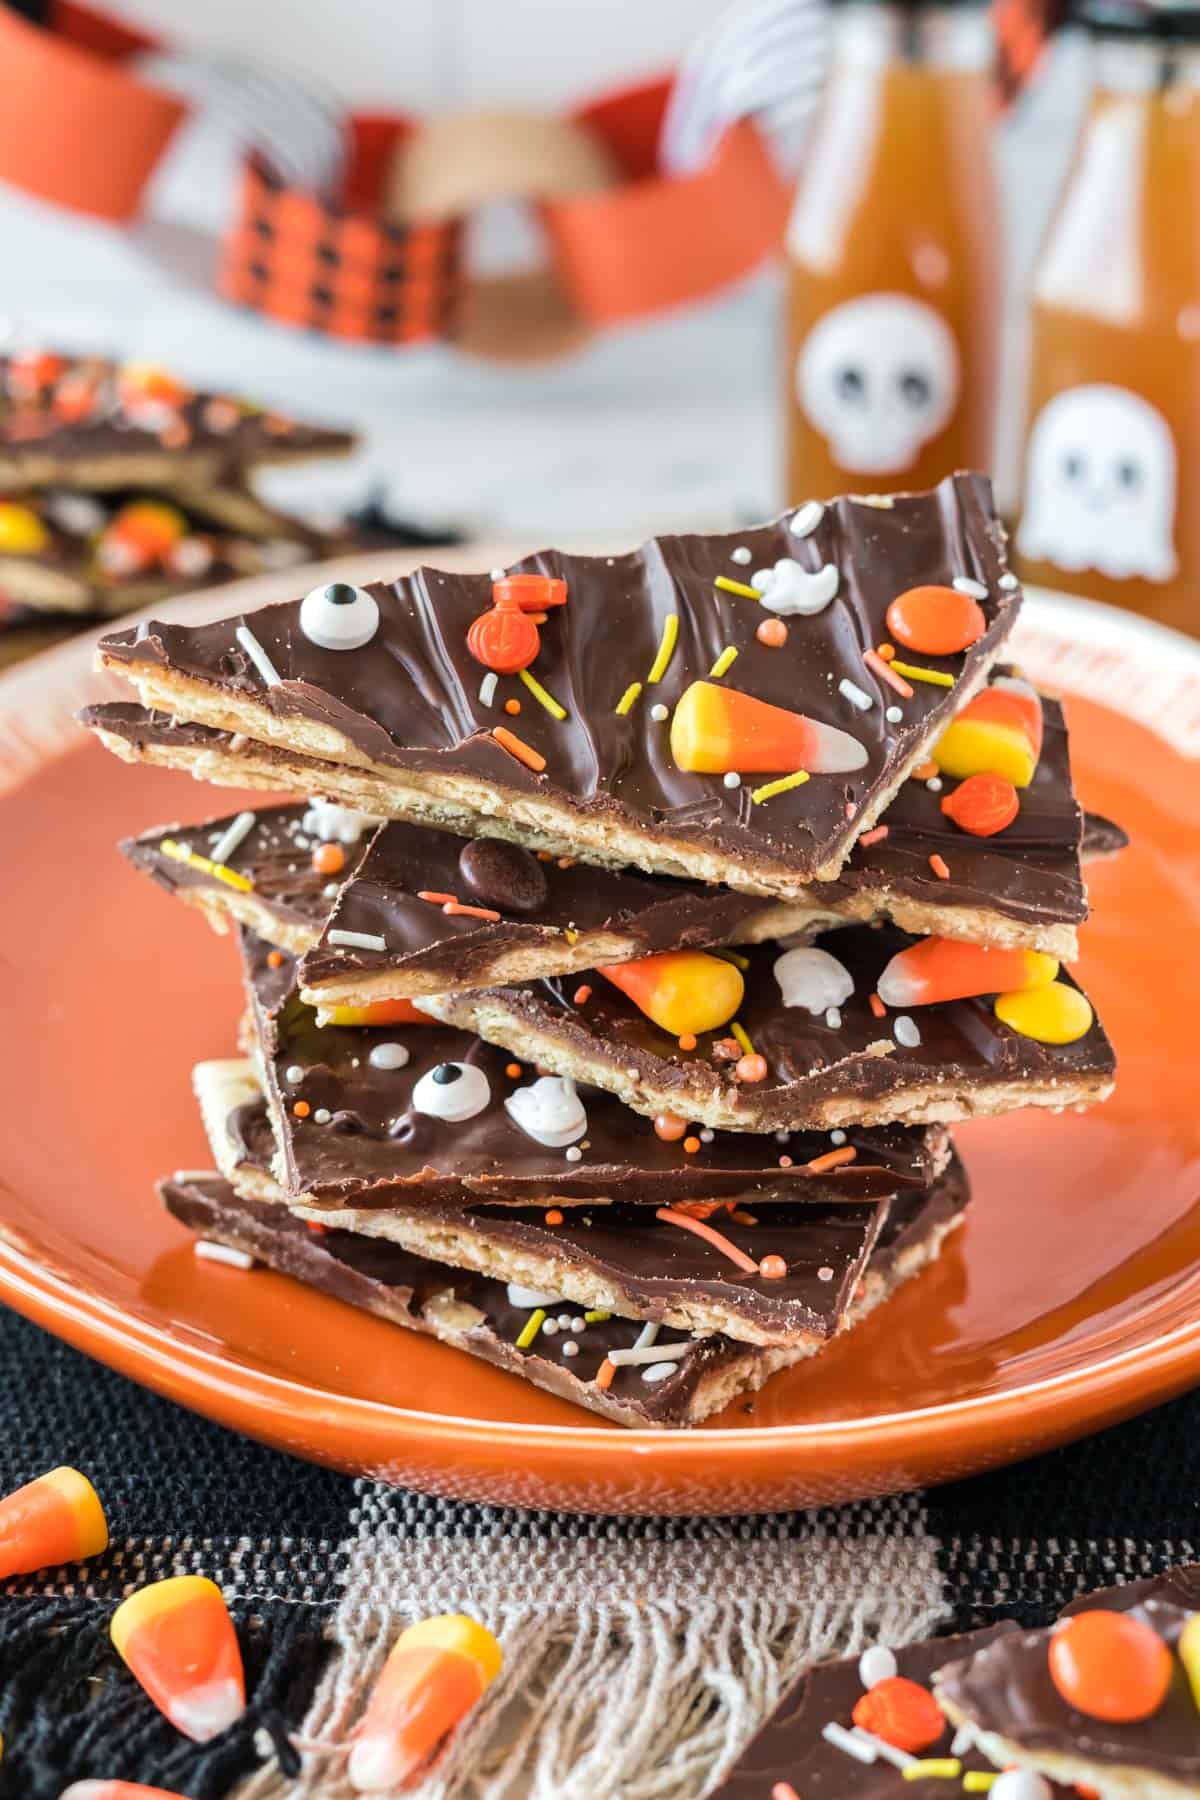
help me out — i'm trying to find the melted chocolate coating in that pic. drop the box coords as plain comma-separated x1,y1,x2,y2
241,933,944,1207
936,1567,1200,1784
97,474,1020,888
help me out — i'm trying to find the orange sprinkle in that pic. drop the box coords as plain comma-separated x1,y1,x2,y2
544,1209,564,1226
778,1155,793,1168
804,1146,858,1174
772,1785,802,1800
713,1037,742,1062
573,984,593,1005
864,648,913,698
683,1135,701,1155
443,901,502,922
595,1358,616,1391
493,726,546,773
929,853,951,880
417,890,456,905
312,842,345,876
678,1032,697,1051
537,851,553,861
731,1209,758,1226
654,1112,688,1142
735,1053,768,1084
293,1100,311,1118
677,1200,726,1220
869,992,887,1019
755,618,788,649
656,1206,760,1274
306,1220,328,1235
504,697,522,715
557,856,575,869
878,643,896,660
912,760,939,781
858,826,889,847
506,1062,522,1078
266,949,285,969
759,1254,787,1280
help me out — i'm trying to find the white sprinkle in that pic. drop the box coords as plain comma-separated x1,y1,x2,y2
328,929,387,952
821,1721,876,1763
229,733,248,752
608,1340,687,1367
999,571,1019,591
723,772,741,789
650,703,668,722
565,1145,583,1162
818,1266,834,1282
557,1314,574,1329
635,1321,661,1350
368,1043,409,1071
858,1644,898,1688
478,672,498,708
825,1006,842,1030
570,1316,585,1334
894,1014,921,1048
323,883,339,898
171,1169,213,1182
542,1318,559,1337
284,1065,304,1085
775,1129,791,1144
314,1108,331,1124
926,776,943,793
195,1241,254,1270
830,1129,847,1145
699,1128,714,1143
838,677,873,712
209,811,256,867
789,500,825,538
490,567,505,580
641,1360,680,1384
561,1339,579,1357
953,575,988,599
235,624,283,687
885,705,903,724
860,1733,916,1772
730,545,752,565
507,1284,560,1309
950,1725,975,1756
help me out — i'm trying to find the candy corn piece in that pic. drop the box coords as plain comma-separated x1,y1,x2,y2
61,1784,191,1799
1177,1612,1200,1709
0,501,48,555
995,981,1094,1045
670,681,868,775
877,938,1058,1009
110,1576,245,1742
0,1466,107,1579
597,950,744,1035
933,684,1043,788
348,1614,502,1791
324,998,430,1027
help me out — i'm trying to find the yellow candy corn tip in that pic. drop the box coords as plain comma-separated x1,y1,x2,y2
0,503,48,554
933,719,1036,788
1178,1614,1200,1707
394,1614,504,1688
110,1574,225,1660
994,981,1094,1045
44,1466,108,1560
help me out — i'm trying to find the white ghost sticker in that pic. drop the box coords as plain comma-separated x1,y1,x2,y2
773,946,854,1014
796,294,960,475
751,557,839,616
505,1075,588,1148
1017,385,1178,583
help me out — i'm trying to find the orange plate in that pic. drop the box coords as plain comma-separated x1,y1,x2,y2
1,579,1198,1516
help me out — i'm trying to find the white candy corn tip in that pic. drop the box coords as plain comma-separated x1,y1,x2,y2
876,955,921,1009
58,1786,114,1799
348,1732,418,1792
807,719,869,774
168,1675,245,1741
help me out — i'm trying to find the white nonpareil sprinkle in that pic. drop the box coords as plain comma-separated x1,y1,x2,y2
926,777,943,793
999,571,1019,591
565,1145,583,1162
894,1014,921,1048
314,1108,331,1125
235,624,283,687
608,1340,686,1367
775,1129,790,1144
635,1321,661,1350
789,499,825,538
328,929,387,952
825,1006,842,1029
858,1644,898,1688
699,1128,714,1143
561,1339,579,1357
490,567,505,580
885,705,903,724
195,1241,254,1270
557,1314,573,1328
821,1722,876,1763
952,575,988,599
650,703,669,721
570,1316,585,1333
838,678,873,712
830,1129,847,1145
723,772,741,789
730,545,752,565
478,672,498,708
209,811,256,867
284,1065,304,1085
817,1266,834,1282
641,1360,680,1384
368,1043,409,1071
324,883,339,898
542,1319,560,1337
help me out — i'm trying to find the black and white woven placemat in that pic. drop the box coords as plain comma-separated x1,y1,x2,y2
0,1299,1195,1799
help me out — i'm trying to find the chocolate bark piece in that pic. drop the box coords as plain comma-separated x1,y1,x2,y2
423,922,1116,1133
194,1057,967,1346
237,932,949,1212
93,474,1020,898
935,1567,1200,1798
0,352,353,494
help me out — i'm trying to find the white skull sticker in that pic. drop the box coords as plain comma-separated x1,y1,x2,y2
1017,385,1178,583
796,293,960,475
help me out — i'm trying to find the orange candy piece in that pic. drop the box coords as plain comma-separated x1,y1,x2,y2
940,772,1020,837
0,1466,108,1578
467,574,567,674
670,680,867,776
886,584,987,657
61,1784,190,1799
312,842,346,875
851,1675,944,1752
110,501,187,561
110,1575,245,1742
598,950,744,1035
1048,1610,1173,1723
348,1614,502,1791
876,937,1057,1009
324,998,430,1026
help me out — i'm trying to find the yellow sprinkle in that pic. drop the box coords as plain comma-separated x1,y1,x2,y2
564,928,579,945
646,614,679,684
708,646,738,679
519,667,567,720
714,575,761,601
730,1021,754,1057
901,1761,960,1782
160,838,253,893
584,1310,612,1323
515,1308,547,1350
889,660,956,689
751,770,811,804
714,949,750,970
615,681,643,716
962,1776,998,1793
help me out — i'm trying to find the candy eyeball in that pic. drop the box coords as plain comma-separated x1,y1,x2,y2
505,1075,587,1147
773,946,854,1014
299,579,380,651
410,1060,491,1122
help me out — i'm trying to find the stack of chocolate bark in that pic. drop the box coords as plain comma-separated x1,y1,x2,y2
84,472,1121,1429
0,349,429,667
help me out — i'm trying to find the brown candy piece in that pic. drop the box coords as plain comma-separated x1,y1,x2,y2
458,838,548,913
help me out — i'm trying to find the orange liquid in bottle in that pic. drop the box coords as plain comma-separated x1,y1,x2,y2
1016,27,1200,633
785,2,999,503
